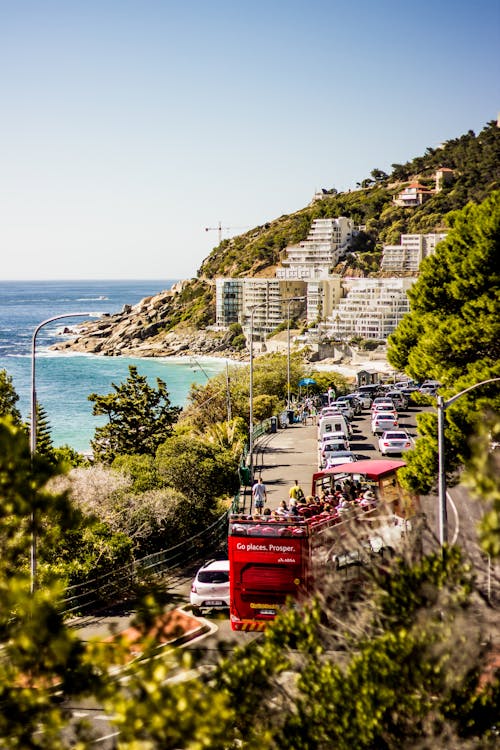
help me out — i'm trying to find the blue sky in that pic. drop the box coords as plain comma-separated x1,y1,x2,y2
1,0,498,280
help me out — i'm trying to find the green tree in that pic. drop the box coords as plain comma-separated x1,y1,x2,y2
0,418,108,747
89,365,180,462
31,402,56,464
0,368,22,425
387,192,500,496
156,433,240,506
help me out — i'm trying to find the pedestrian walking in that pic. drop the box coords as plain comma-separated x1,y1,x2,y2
252,477,268,514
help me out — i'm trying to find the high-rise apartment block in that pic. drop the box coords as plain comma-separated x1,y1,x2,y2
381,233,447,272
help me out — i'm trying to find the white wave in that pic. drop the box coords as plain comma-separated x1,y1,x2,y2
76,296,109,301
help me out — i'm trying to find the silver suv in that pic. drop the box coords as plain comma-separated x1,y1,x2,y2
190,559,230,615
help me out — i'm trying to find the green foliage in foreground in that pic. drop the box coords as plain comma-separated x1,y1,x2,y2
0,417,499,748
0,368,22,425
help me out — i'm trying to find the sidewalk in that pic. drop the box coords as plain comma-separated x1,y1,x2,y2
243,421,318,512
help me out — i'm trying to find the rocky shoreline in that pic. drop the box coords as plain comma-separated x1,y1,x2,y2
52,285,245,359
51,285,394,381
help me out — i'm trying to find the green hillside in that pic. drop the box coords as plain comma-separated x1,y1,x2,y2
199,120,500,281
101,121,500,338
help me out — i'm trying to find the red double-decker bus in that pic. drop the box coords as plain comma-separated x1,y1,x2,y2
228,459,420,631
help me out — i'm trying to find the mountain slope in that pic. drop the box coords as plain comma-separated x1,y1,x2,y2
55,121,500,357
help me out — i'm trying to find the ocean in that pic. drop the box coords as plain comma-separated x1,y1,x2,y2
0,280,230,453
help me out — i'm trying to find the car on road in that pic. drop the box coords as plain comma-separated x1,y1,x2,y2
371,397,396,412
319,434,351,467
335,394,362,415
190,559,230,615
371,411,399,434
419,380,441,396
351,390,372,409
378,430,412,456
325,450,358,468
384,390,408,410
331,400,354,420
371,401,398,418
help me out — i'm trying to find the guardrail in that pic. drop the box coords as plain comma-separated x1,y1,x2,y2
61,511,230,617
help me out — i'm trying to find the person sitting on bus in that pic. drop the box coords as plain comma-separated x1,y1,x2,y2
359,489,376,508
276,499,289,516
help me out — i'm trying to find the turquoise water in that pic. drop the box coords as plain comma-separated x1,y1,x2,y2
0,280,229,452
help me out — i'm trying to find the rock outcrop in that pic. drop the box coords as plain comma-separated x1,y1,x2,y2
51,284,244,359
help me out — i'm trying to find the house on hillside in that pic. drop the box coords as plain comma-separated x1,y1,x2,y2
393,182,433,207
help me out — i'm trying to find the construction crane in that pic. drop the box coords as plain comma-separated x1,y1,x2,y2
205,221,247,245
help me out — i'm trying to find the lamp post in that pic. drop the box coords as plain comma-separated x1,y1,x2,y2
248,302,267,487
30,311,100,592
437,376,500,547
286,296,306,411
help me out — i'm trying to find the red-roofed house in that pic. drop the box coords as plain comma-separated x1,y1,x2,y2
393,182,433,207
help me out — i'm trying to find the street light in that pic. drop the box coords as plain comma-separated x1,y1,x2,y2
286,296,306,411
437,376,500,547
30,311,101,592
248,302,267,486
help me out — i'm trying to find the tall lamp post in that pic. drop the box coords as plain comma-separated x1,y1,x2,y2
248,302,267,486
437,376,500,547
286,296,306,411
30,311,100,592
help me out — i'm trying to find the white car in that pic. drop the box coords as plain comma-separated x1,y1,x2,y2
351,391,372,409
190,559,230,615
331,400,354,420
371,397,396,412
371,411,399,434
384,390,408,410
319,434,350,467
378,430,412,456
325,450,357,468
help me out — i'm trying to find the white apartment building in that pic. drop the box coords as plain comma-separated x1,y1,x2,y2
321,278,415,341
276,217,354,280
305,277,343,324
381,233,447,272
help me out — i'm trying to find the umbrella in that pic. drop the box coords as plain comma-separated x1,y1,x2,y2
298,377,316,386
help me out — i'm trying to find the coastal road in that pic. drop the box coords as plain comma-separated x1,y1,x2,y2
70,397,498,745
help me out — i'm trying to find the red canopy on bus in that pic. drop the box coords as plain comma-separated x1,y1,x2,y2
312,459,405,485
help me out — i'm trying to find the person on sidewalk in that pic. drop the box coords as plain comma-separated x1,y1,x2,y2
252,477,268,514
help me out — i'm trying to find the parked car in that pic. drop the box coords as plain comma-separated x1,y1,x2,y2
378,430,412,456
371,411,399,434
190,559,230,615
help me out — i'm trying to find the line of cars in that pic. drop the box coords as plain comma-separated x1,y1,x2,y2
369,395,413,456
317,384,416,467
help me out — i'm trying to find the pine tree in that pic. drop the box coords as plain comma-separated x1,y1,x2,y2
89,365,180,462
